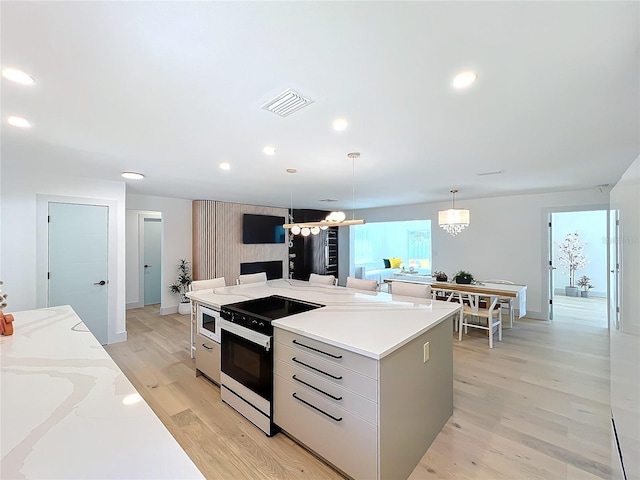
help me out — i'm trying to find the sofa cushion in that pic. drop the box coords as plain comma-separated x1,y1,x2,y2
383,258,391,268
390,257,402,269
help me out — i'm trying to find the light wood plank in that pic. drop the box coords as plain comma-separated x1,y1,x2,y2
105,304,611,479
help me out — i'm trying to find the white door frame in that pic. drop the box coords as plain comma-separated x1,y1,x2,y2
138,212,162,306
36,194,120,341
542,203,610,325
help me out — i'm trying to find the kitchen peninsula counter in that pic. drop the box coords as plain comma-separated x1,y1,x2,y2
0,305,204,480
188,279,460,479
187,278,461,359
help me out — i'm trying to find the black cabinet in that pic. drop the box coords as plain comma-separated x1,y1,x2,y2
288,209,338,281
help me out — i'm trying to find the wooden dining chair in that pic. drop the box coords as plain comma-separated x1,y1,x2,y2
346,277,378,291
457,292,502,348
484,279,516,327
309,273,337,285
237,272,267,285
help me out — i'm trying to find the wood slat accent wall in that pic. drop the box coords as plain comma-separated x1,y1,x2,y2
192,200,289,286
192,200,217,280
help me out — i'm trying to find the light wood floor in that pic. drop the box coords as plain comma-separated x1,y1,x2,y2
552,293,608,328
105,305,611,480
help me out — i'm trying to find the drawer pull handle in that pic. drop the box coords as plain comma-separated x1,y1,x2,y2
292,393,343,422
202,343,213,350
292,357,343,380
292,375,343,401
292,339,343,358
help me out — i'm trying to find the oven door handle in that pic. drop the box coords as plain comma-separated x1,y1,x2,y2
219,319,271,351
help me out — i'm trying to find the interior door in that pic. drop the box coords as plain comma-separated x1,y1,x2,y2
143,217,162,305
48,202,108,344
548,213,555,320
609,209,620,330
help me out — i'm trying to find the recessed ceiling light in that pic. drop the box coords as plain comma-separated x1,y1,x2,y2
219,162,231,170
7,116,31,128
333,118,348,131
453,71,477,89
121,171,145,180
263,145,276,155
286,168,297,174
2,68,35,85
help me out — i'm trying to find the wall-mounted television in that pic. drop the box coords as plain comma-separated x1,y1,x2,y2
242,214,286,244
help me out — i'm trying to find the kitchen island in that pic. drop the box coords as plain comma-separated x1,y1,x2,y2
188,279,461,479
0,305,204,480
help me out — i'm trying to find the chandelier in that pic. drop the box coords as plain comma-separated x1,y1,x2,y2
438,189,470,236
284,152,365,236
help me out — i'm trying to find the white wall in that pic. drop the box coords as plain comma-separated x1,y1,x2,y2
355,188,608,319
126,194,192,315
609,157,640,479
0,168,126,342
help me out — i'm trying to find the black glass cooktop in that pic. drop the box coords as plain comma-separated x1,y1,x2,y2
222,295,324,322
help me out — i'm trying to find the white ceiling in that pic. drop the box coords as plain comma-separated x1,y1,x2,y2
2,1,638,210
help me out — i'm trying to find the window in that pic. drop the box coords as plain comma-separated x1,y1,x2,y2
352,220,432,271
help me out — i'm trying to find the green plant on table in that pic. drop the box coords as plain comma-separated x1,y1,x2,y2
453,270,475,284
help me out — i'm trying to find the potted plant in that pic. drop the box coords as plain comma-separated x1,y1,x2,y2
169,259,192,314
555,232,589,297
453,270,474,284
577,275,594,298
433,271,448,282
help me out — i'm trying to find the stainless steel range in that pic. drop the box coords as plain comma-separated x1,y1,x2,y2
219,295,324,436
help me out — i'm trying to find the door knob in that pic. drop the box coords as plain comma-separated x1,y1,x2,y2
94,280,106,286
144,264,151,268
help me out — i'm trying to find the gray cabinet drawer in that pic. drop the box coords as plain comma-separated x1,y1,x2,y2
275,342,377,402
275,328,378,379
275,358,377,425
195,335,220,384
274,374,377,480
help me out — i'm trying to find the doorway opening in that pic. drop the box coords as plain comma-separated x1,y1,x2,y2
548,210,608,328
138,212,162,307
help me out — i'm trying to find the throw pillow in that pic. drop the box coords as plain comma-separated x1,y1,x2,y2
419,259,430,268
383,258,391,268
390,257,402,269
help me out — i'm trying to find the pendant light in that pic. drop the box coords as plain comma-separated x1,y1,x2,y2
284,152,366,234
438,189,469,236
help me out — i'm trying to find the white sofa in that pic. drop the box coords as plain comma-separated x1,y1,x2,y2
355,260,431,283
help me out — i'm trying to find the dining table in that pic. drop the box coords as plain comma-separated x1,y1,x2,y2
385,275,527,327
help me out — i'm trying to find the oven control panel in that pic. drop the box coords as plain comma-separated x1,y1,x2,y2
220,308,272,336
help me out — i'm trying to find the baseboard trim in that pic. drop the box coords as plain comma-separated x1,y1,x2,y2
160,305,178,316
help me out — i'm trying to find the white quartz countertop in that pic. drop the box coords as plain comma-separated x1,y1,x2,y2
0,305,204,480
187,279,461,359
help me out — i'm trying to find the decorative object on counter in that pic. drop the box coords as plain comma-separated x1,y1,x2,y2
438,189,470,236
577,275,594,297
453,270,475,284
284,152,365,235
555,231,589,297
0,280,13,336
169,259,193,314
433,271,448,282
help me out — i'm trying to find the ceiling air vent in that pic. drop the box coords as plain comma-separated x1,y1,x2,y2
261,89,314,117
